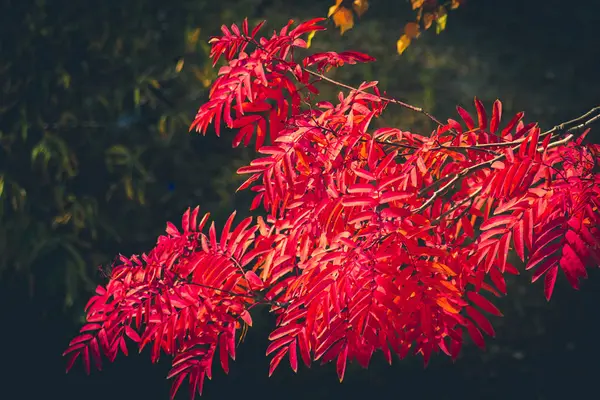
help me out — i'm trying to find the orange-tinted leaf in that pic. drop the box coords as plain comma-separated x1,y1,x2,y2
404,22,420,39
436,297,460,314
328,3,354,35
352,0,369,17
423,13,434,29
411,0,425,9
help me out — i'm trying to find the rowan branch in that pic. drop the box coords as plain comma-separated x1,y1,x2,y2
413,134,576,213
544,106,600,136
410,105,600,213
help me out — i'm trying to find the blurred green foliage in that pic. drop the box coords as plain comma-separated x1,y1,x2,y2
0,0,266,311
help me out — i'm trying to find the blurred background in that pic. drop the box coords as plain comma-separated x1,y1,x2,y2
0,0,599,399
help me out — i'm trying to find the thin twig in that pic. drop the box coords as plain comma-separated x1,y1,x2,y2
304,69,445,127
544,106,600,136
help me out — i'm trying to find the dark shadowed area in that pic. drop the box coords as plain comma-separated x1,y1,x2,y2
1,0,599,399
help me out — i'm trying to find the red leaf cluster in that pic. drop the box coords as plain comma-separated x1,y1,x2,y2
65,18,600,399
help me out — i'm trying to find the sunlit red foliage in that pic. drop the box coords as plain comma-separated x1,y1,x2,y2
64,18,600,399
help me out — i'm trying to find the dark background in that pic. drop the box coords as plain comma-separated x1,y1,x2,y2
1,0,599,399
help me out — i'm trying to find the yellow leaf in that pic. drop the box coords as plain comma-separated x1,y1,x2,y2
186,28,201,52
436,6,448,34
191,65,205,82
133,87,140,106
53,213,72,225
328,2,354,35
352,0,369,17
137,188,145,205
451,0,462,10
404,22,420,39
60,73,71,89
124,176,134,200
396,34,411,55
328,0,342,17
423,12,434,29
306,30,317,48
411,0,425,10
175,58,184,73
158,115,167,135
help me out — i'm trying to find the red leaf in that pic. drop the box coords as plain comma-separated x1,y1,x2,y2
269,324,302,341
489,266,507,295
480,215,514,231
219,334,230,374
269,347,288,377
336,344,349,382
466,306,495,337
513,219,525,261
342,196,378,208
490,100,502,133
379,191,410,204
531,255,560,283
461,215,474,238
456,106,475,130
125,326,141,343
266,337,295,356
82,346,91,375
501,112,524,137
474,97,487,130
288,341,299,373
544,265,559,301
560,242,588,289
347,183,375,194
65,351,80,373
466,322,485,349
497,231,511,272
245,270,264,289
467,292,503,316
